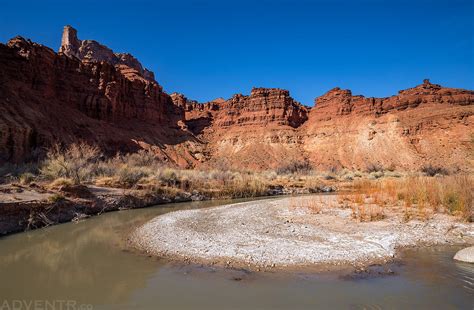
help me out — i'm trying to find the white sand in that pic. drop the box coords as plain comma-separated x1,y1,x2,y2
130,195,474,269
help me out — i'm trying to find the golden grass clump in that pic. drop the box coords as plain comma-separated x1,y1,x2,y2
301,197,322,214
351,175,473,222
46,177,74,190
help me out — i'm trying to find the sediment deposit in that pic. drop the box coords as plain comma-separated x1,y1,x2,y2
130,196,474,270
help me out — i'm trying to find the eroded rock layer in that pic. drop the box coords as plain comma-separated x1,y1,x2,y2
0,33,196,165
302,80,474,171
59,25,155,81
1,26,473,172
180,80,473,171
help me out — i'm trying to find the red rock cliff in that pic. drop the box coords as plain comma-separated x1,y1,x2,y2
302,80,474,171
312,79,473,119
59,25,155,81
0,33,190,164
213,88,308,128
1,27,473,172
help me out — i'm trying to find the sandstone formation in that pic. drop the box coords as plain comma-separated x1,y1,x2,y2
311,79,473,117
0,26,473,172
302,80,474,171
178,80,473,171
169,88,310,169
0,31,197,166
59,25,155,81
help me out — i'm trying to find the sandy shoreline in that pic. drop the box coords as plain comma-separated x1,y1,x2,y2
129,195,474,271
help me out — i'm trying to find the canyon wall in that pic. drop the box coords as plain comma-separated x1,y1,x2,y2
177,80,473,171
302,80,474,171
0,30,197,166
172,88,310,169
0,26,473,172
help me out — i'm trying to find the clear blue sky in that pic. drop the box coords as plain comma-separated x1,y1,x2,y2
1,0,472,105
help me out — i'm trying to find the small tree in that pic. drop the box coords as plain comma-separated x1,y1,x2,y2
40,143,101,184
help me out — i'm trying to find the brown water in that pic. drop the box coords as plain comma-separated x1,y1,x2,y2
0,198,473,309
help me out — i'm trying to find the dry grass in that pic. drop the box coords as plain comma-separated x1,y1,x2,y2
9,143,472,215
18,172,35,185
46,177,74,190
36,143,272,199
296,196,322,214
48,193,65,203
351,175,473,222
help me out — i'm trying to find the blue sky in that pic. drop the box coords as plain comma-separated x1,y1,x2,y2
0,0,472,105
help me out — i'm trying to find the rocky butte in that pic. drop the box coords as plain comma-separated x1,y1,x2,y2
0,26,473,172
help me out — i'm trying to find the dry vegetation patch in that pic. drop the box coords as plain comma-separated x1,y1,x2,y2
1,143,472,219
347,176,473,222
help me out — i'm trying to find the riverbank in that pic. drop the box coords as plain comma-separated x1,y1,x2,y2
1,172,472,236
2,143,471,236
0,183,180,235
0,181,335,236
129,195,474,271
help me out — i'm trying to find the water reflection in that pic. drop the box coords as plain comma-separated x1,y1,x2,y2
0,212,155,304
0,199,235,305
401,246,474,293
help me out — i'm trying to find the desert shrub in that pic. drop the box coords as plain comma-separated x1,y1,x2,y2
178,170,209,189
366,163,383,173
210,158,231,171
94,176,119,188
122,150,159,167
353,179,376,193
117,166,149,187
386,163,397,172
19,172,35,185
94,159,119,177
159,168,179,187
323,174,336,180
48,193,65,203
421,165,448,177
369,171,384,179
0,163,38,184
261,170,278,181
303,174,328,190
444,192,461,212
151,185,183,197
40,143,101,184
91,150,162,180
209,170,236,186
277,161,313,175
384,170,402,178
